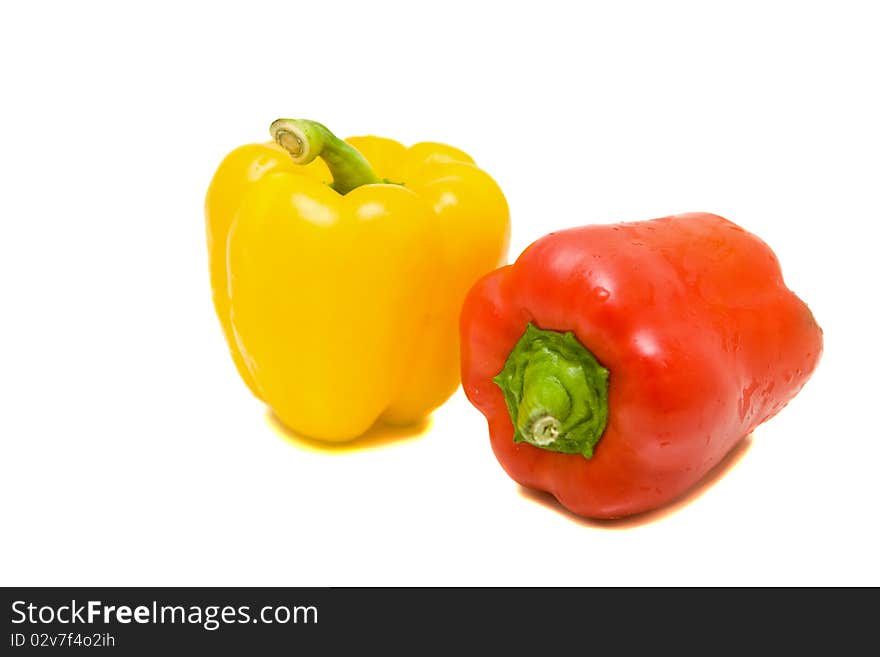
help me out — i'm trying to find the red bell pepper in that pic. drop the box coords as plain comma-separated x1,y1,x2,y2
460,212,823,519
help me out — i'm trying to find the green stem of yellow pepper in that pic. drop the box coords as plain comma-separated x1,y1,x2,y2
270,119,382,195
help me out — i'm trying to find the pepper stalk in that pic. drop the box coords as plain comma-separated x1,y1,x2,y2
493,323,610,458
270,118,381,195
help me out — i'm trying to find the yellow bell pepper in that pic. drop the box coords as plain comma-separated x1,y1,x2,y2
205,119,510,441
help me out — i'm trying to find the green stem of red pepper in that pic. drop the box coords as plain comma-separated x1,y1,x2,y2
493,323,610,458
270,118,381,194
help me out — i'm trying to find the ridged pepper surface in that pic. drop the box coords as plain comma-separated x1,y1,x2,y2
207,119,509,441
460,213,822,518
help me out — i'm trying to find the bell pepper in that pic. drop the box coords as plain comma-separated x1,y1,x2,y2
206,119,509,441
460,212,822,519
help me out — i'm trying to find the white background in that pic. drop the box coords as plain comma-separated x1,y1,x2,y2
1,1,878,586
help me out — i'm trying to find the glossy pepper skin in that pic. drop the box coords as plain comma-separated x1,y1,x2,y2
460,213,822,519
206,119,509,441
